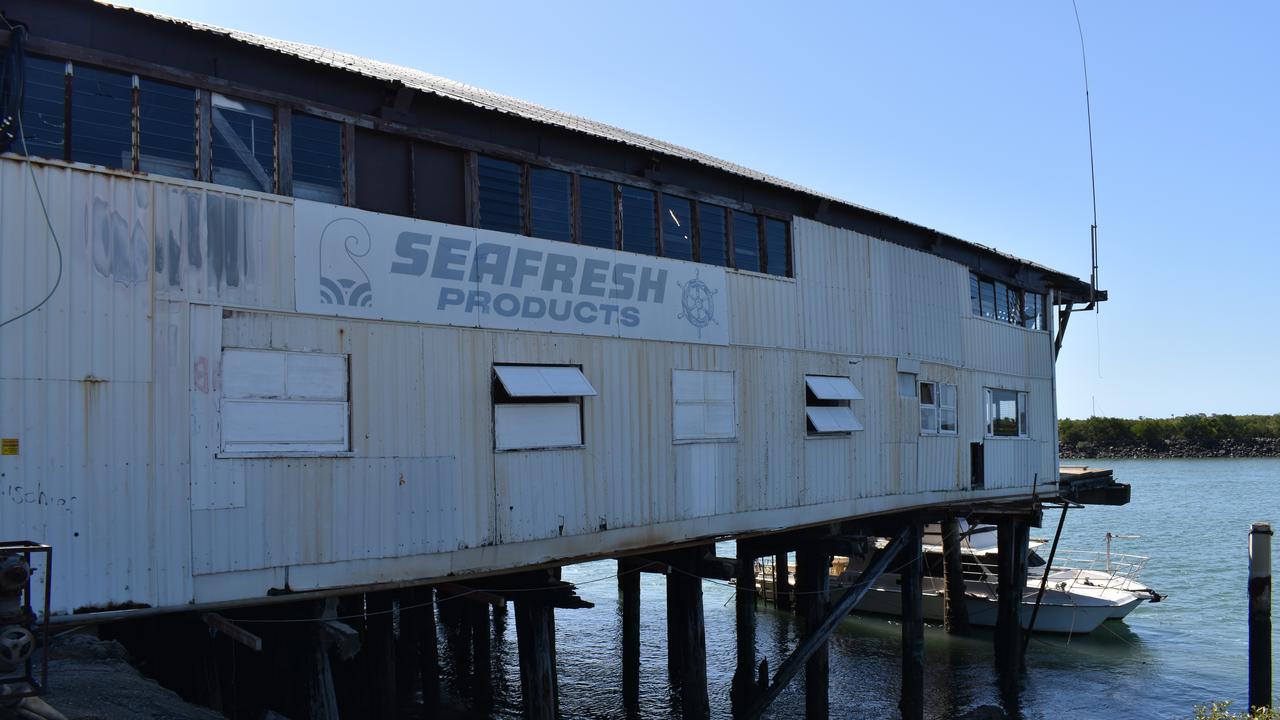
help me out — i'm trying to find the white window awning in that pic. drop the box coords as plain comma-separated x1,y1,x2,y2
495,365,598,397
804,375,863,401
806,406,863,433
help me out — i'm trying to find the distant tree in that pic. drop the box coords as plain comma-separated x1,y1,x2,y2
1133,418,1169,447
1178,414,1220,446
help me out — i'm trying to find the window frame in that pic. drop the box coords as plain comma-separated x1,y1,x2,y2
217,348,353,458
804,374,864,437
984,388,1029,439
920,381,957,436
492,363,596,452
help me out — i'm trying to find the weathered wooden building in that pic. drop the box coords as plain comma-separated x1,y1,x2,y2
0,2,1108,717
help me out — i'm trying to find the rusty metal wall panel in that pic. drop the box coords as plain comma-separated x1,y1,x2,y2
726,272,801,349
793,218,866,355
963,316,1054,379
153,183,293,310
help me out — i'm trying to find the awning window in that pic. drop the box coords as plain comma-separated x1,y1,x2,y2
494,365,597,398
804,375,863,401
806,406,863,433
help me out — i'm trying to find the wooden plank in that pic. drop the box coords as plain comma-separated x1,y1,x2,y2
743,526,910,720
202,612,262,652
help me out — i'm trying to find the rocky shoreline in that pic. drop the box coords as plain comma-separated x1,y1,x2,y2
1059,437,1280,459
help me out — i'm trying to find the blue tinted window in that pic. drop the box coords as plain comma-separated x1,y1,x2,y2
292,113,343,203
764,217,788,276
71,65,132,169
139,79,195,179
979,280,996,319
530,168,571,242
732,211,760,272
477,155,523,234
211,93,275,192
661,195,693,261
697,203,728,267
994,282,1011,323
969,274,982,315
620,186,656,256
19,56,65,159
578,177,615,249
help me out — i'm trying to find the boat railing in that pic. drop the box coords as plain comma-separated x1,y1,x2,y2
1042,549,1149,592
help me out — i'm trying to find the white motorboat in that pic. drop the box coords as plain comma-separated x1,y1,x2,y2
755,521,1161,635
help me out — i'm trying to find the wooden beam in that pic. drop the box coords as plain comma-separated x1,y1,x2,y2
743,527,911,720
435,582,506,607
202,613,262,652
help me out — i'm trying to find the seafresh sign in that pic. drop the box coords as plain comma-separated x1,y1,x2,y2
293,200,729,345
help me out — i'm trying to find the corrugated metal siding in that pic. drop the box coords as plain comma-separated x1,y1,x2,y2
2,160,1066,613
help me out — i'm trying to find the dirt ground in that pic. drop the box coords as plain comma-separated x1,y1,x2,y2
18,633,224,720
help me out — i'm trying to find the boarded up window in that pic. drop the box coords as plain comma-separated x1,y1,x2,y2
672,370,735,441
292,113,343,203
493,364,596,451
764,217,789,276
18,56,65,159
732,210,761,272
698,203,728,268
413,141,465,225
211,93,275,192
220,349,349,454
139,79,196,179
355,129,411,216
662,195,693,262
578,176,616,249
70,64,132,170
805,374,863,435
477,155,523,234
620,185,656,256
530,167,572,242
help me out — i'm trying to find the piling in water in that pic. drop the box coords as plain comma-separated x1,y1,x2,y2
1249,522,1272,712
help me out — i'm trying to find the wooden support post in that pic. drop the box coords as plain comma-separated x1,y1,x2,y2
797,548,831,720
995,518,1029,678
416,588,441,710
899,522,924,720
731,543,758,717
394,591,420,714
619,558,642,711
365,591,398,719
305,619,341,720
471,602,493,708
1250,522,1273,712
332,595,370,720
941,518,971,635
671,547,710,720
515,599,559,720
666,560,686,685
774,553,792,610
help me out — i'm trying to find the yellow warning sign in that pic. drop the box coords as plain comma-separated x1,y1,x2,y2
1,438,17,456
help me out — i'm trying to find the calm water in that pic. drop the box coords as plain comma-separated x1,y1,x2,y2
437,458,1279,718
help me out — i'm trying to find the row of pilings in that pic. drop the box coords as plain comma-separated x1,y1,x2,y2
94,510,1038,719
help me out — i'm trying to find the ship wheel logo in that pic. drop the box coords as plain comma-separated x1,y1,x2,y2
677,270,718,337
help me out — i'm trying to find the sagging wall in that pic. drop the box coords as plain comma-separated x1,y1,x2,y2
0,159,1057,614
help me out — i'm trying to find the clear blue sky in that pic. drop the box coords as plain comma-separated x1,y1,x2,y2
117,0,1279,420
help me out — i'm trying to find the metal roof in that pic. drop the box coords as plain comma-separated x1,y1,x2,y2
93,1,1095,292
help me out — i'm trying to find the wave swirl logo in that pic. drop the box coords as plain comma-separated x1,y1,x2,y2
318,218,373,307
677,270,718,338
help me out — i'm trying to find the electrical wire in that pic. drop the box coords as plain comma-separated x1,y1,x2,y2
0,13,64,330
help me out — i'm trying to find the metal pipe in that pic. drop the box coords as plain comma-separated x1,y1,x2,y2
1023,504,1069,656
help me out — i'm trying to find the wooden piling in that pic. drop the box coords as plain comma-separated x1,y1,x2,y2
668,548,710,719
775,552,792,610
471,601,494,708
899,522,924,720
732,543,758,716
797,548,831,720
304,619,341,720
515,599,559,720
1250,522,1273,712
394,591,420,714
619,558,642,711
365,591,398,719
995,517,1029,676
416,588,441,710
941,518,971,634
